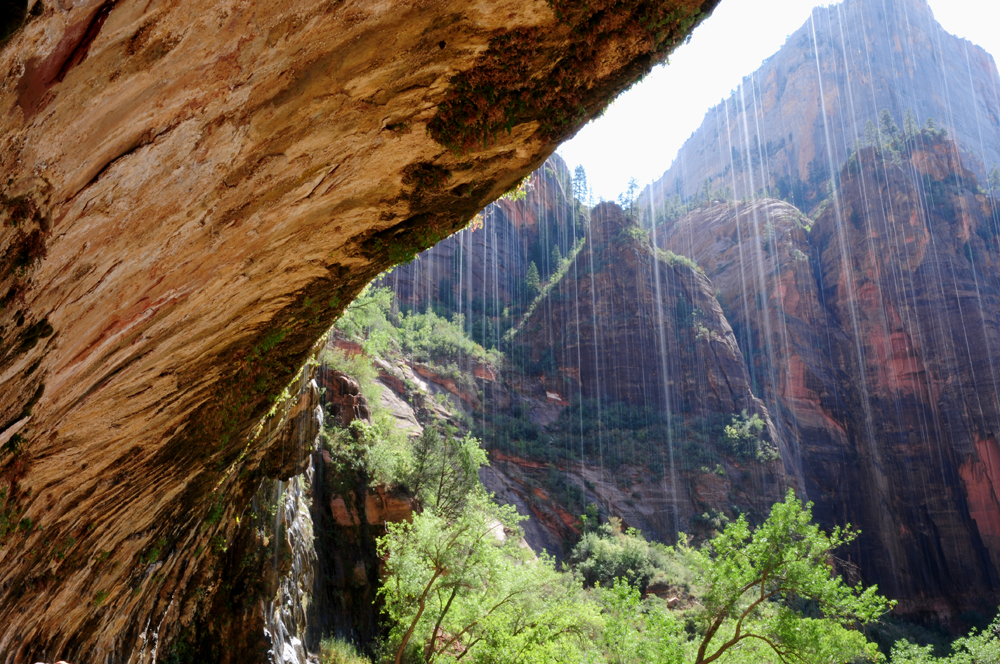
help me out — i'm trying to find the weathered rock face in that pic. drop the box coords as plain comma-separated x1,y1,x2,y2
383,153,579,316
318,369,372,429
523,202,760,414
0,0,721,659
662,198,829,493
809,144,1000,618
506,202,788,543
663,139,1000,619
645,0,1000,212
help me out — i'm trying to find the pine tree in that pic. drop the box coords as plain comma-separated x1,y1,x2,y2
903,108,918,140
551,244,563,269
525,261,541,297
879,109,900,149
924,116,946,138
618,177,640,217
572,165,588,203
864,120,878,147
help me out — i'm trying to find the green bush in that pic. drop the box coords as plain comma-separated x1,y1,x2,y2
319,636,371,664
570,518,658,591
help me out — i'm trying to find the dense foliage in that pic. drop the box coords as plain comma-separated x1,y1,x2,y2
377,431,896,664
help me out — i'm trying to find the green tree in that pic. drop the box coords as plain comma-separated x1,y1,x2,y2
721,410,776,462
864,120,878,147
570,517,657,591
988,165,1000,194
923,116,946,138
573,165,589,203
525,261,541,298
692,489,893,664
891,612,1000,663
378,493,522,664
879,109,901,147
334,284,396,356
551,243,563,270
407,424,485,521
380,432,598,664
903,108,919,141
601,578,646,664
597,577,691,664
619,177,640,218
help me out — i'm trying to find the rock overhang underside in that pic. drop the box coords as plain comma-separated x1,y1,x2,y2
0,0,719,660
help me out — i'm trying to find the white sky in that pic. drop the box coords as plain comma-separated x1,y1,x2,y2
557,0,1000,202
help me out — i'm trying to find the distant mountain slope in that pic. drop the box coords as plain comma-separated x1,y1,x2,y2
644,0,1000,214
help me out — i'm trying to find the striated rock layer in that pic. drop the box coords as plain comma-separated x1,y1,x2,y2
664,139,1000,619
0,0,720,660
502,201,788,544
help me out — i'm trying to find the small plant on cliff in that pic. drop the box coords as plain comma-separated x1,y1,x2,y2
525,261,541,299
721,410,778,462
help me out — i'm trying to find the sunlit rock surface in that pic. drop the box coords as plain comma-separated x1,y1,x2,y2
0,0,720,659
646,0,1000,212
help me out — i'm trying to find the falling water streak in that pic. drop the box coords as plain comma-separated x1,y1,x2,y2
572,189,586,488
273,479,285,581
647,191,679,534
836,4,863,159
810,10,905,586
586,214,605,479
737,81,783,495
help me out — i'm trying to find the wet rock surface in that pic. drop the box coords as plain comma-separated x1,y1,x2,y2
663,142,1000,618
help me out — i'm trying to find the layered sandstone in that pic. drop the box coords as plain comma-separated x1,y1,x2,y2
0,0,720,660
664,139,1000,619
510,202,788,542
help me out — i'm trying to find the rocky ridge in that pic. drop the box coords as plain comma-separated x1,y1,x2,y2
644,0,1000,213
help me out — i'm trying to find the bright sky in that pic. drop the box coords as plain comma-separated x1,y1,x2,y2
557,0,1000,202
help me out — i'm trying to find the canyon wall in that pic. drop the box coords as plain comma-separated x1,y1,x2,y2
509,201,788,543
644,0,1000,212
382,128,1000,620
663,138,1000,619
0,0,721,660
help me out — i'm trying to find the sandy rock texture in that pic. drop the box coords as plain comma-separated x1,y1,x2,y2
0,0,719,660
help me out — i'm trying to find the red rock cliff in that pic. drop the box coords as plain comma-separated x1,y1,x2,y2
664,139,1000,619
